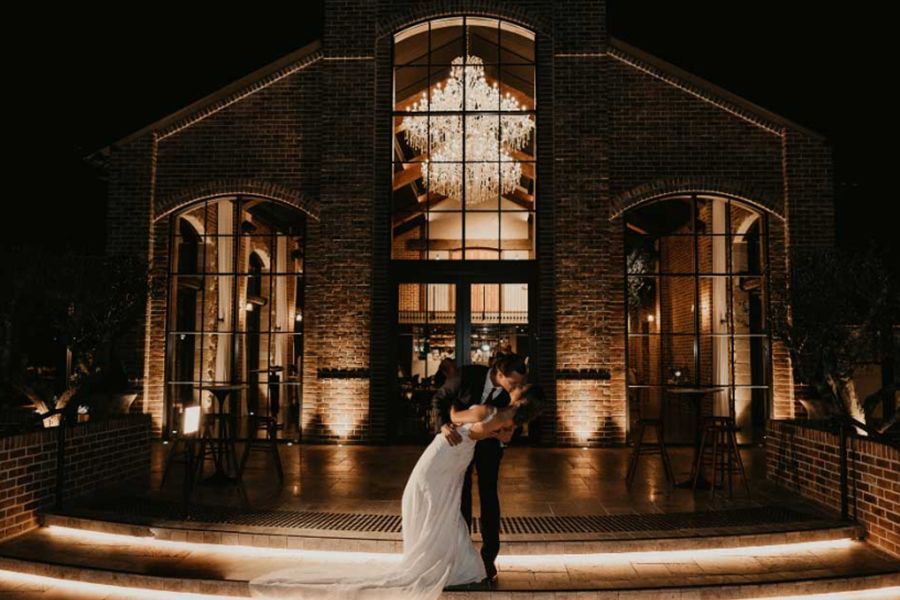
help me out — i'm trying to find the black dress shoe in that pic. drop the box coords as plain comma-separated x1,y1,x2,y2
482,565,498,588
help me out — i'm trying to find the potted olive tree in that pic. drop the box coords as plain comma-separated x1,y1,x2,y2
0,247,147,429
771,247,897,434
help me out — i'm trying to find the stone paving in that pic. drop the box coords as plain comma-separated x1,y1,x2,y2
148,442,814,516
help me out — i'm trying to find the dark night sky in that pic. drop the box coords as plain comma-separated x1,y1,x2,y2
10,2,888,261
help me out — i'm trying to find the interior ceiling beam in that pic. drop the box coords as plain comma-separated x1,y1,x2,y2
393,163,423,191
392,192,447,228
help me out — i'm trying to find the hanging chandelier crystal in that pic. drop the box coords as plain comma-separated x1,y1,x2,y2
403,55,534,206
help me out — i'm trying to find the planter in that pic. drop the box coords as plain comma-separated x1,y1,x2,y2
797,397,834,420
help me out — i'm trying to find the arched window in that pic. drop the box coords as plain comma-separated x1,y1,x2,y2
165,197,306,439
392,17,536,260
625,195,771,444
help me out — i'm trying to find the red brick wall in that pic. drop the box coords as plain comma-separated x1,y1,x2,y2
767,420,900,558
0,415,151,541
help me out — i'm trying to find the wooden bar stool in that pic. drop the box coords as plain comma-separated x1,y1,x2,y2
626,417,675,487
692,416,750,497
239,368,284,484
239,412,284,484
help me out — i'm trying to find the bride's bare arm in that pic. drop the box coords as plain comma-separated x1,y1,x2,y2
467,408,515,441
450,404,492,425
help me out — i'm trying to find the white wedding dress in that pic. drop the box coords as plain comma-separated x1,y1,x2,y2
249,418,489,599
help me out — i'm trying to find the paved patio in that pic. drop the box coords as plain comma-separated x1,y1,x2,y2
2,443,898,599
146,441,816,517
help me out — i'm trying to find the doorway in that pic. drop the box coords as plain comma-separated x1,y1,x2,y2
394,280,533,442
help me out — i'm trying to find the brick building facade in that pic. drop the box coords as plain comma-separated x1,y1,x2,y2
98,0,833,446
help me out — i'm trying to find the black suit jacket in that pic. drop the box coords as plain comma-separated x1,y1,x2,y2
432,364,510,432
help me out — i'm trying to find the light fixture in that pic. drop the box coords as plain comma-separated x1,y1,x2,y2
182,406,201,435
295,312,303,322
647,314,655,323
245,302,255,312
403,55,533,206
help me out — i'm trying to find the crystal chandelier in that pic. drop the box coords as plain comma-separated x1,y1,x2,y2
403,55,534,206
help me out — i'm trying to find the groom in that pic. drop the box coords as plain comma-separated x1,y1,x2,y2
432,352,528,583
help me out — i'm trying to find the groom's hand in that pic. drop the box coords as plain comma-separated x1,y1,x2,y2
441,423,463,446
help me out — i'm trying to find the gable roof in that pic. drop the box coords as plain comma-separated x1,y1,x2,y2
88,35,825,166
87,40,323,164
608,37,826,141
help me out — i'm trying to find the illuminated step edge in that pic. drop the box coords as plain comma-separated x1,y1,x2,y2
1,556,899,599
41,513,863,554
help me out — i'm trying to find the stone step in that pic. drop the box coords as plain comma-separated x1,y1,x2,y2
0,523,898,598
41,505,865,554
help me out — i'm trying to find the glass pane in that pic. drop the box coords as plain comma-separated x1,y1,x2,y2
428,19,465,65
394,65,430,108
392,216,428,260
394,23,428,66
659,276,696,334
471,283,500,322
626,276,658,326
662,334,695,385
731,223,766,275
467,18,500,64
392,170,425,213
396,115,434,157
470,283,529,365
465,112,502,158
626,233,658,274
628,196,693,235
658,234,695,273
465,211,500,259
499,23,535,63
500,210,533,257
697,276,731,336
424,163,463,211
501,283,529,321
695,196,713,234
425,211,462,260
498,64,535,108
627,334,663,385
167,332,201,384
732,277,767,334
734,338,770,386
695,235,730,275
698,335,732,388
397,282,457,442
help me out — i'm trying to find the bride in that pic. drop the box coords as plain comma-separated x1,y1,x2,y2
249,385,543,599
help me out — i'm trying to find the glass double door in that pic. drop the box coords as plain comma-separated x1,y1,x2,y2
395,281,531,441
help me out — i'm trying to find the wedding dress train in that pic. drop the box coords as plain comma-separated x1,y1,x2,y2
249,420,488,599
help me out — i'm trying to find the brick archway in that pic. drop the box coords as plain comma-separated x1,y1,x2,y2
154,179,319,222
609,177,784,221
377,1,549,41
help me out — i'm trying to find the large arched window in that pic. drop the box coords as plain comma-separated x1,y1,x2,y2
392,17,536,260
625,195,770,444
165,197,306,438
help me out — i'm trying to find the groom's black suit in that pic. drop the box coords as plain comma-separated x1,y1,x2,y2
432,364,508,575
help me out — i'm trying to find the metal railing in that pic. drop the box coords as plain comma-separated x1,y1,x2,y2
829,413,898,521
